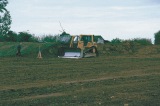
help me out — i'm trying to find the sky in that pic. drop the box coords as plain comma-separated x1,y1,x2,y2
7,0,160,41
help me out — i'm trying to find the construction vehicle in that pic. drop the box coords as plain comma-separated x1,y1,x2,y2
58,34,98,58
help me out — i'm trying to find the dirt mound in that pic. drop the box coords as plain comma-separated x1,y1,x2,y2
98,44,160,55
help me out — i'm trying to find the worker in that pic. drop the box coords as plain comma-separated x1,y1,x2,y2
16,43,22,56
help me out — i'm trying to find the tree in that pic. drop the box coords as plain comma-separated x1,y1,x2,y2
6,31,18,42
154,30,160,45
0,0,12,37
41,35,57,42
18,32,32,42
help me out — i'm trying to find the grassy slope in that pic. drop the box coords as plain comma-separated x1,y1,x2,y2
1,42,160,57
0,54,160,106
0,42,54,57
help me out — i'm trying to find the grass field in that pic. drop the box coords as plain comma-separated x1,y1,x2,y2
0,42,54,57
0,53,160,106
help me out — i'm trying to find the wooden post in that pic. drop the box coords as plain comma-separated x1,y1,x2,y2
37,46,42,59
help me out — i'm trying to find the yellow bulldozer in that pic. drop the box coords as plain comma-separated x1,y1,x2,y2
58,34,98,58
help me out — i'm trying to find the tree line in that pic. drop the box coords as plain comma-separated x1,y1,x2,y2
0,31,59,42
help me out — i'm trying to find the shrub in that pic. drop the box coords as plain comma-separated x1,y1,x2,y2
154,30,160,45
110,38,123,45
28,35,39,42
131,38,152,46
5,31,18,42
18,32,32,42
41,35,56,42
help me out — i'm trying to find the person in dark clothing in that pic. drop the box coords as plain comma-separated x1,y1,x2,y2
16,43,21,56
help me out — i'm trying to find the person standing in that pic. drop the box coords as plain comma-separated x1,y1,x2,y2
16,43,21,56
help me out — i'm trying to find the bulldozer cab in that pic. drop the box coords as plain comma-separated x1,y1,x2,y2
79,35,97,48
69,36,80,48
80,35,92,46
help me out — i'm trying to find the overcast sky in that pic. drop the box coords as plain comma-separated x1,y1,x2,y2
7,0,160,41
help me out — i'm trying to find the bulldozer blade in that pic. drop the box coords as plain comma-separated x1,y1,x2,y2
58,52,81,58
58,47,83,58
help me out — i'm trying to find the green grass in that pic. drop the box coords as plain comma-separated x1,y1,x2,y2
0,54,160,106
0,42,53,57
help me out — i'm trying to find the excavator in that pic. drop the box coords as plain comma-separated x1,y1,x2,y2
58,34,98,58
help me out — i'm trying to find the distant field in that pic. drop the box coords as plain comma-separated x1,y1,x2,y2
0,54,160,106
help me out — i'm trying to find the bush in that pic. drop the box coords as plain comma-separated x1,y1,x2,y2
5,31,18,42
99,38,152,55
28,35,39,42
41,35,57,42
154,30,160,45
110,38,123,45
131,38,152,46
0,35,5,42
17,32,32,42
